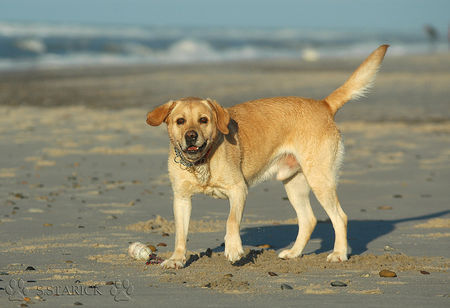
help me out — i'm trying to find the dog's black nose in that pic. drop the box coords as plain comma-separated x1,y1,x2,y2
185,130,198,144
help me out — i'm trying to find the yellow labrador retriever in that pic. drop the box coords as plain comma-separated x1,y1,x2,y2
147,45,388,269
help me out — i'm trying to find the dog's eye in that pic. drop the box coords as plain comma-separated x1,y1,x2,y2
199,117,208,124
176,118,185,125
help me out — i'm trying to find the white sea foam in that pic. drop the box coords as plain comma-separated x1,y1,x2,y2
0,21,445,71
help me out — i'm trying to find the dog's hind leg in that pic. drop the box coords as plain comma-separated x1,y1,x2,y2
301,139,348,262
278,172,317,259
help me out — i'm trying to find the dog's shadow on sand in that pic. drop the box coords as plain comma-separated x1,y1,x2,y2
210,210,450,257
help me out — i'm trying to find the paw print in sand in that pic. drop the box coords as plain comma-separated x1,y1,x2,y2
6,278,27,301
110,279,133,301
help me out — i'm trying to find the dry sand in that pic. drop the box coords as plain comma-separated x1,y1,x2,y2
0,53,449,307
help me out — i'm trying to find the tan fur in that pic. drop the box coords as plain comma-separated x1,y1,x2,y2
146,45,388,269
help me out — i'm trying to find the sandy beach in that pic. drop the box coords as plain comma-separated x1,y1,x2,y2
0,53,449,307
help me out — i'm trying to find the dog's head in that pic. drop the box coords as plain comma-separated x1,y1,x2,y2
146,97,230,162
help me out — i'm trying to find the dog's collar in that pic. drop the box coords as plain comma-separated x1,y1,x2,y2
174,145,211,168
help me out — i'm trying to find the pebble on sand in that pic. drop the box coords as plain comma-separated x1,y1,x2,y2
378,205,392,210
268,272,278,276
257,244,271,249
281,283,293,290
420,270,430,275
331,281,347,287
147,245,157,252
379,270,397,277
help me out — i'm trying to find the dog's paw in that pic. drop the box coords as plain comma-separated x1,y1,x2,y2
224,244,244,263
326,251,348,262
278,249,301,260
161,258,185,269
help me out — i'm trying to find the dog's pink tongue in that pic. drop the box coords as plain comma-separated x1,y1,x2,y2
188,146,198,151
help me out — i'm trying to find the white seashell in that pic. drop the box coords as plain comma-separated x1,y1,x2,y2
128,242,151,260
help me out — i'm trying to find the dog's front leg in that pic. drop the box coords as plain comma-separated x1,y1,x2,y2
161,194,191,269
224,184,247,262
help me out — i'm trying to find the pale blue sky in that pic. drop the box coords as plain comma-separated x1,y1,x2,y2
0,0,448,33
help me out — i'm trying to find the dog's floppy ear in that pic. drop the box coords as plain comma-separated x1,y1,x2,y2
146,100,175,126
206,98,230,135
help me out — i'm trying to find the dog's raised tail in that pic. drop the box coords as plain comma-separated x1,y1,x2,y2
324,44,389,115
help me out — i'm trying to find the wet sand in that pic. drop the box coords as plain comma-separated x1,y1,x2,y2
0,53,449,307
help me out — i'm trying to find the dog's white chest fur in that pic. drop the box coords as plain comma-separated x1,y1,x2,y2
192,165,228,199
193,164,210,186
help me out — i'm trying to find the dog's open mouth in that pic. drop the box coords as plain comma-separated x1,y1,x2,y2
183,141,207,155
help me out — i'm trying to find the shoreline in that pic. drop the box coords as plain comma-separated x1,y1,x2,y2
0,52,449,123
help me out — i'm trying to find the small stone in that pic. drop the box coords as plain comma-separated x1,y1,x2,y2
393,194,402,198
27,280,36,283
257,244,271,249
224,273,233,278
384,245,395,251
281,283,293,290
74,302,83,306
282,197,289,201
420,270,430,275
65,260,74,263
14,193,27,199
157,242,167,247
360,273,370,278
204,283,211,288
378,206,392,210
162,232,170,237
43,223,53,227
331,281,347,287
379,269,397,277
147,245,157,252
24,297,31,302
25,266,36,271
268,272,278,276
20,304,28,307
105,281,114,285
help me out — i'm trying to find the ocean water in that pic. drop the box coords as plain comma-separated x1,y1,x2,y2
0,22,447,71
